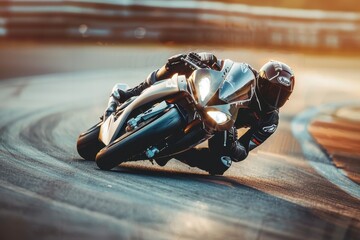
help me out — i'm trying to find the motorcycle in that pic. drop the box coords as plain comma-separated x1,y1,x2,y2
76,57,256,173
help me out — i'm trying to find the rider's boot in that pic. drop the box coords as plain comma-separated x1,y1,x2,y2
208,127,248,162
103,101,117,120
174,148,232,175
102,83,124,120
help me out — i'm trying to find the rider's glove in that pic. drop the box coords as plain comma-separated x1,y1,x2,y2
187,52,202,62
189,52,221,70
103,104,116,120
166,53,187,70
166,52,205,70
186,52,208,69
102,89,126,120
166,52,220,72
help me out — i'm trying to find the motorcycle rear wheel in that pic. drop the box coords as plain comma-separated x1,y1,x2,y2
76,122,104,161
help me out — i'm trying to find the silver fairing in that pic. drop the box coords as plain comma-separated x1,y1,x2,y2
99,74,187,145
188,59,256,131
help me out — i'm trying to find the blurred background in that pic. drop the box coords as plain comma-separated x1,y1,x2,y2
1,0,360,49
1,0,360,79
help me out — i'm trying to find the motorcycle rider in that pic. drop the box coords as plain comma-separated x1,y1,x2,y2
103,52,295,175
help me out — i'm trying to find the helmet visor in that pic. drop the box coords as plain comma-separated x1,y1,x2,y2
258,76,292,108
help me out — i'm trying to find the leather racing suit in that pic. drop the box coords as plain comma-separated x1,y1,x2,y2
105,52,279,174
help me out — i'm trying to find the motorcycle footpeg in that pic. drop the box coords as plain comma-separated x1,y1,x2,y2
126,118,137,131
145,146,159,159
126,117,139,131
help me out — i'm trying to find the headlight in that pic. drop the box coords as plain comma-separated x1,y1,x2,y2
207,111,228,124
198,77,210,101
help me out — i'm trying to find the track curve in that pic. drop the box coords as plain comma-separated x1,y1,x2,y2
0,48,360,239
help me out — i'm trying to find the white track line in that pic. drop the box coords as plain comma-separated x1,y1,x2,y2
291,102,360,199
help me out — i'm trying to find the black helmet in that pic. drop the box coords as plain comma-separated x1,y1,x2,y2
256,60,295,109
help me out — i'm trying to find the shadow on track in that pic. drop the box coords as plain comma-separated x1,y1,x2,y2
113,163,248,187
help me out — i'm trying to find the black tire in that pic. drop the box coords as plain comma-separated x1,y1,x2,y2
95,108,184,170
76,122,104,161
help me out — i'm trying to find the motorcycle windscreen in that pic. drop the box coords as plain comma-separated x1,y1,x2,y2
219,63,256,105
191,69,224,106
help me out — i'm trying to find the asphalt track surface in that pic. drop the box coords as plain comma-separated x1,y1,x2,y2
0,44,360,240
